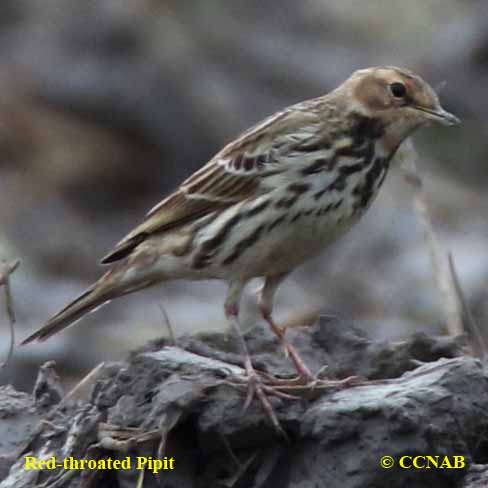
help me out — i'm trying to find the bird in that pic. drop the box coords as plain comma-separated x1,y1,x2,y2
21,66,459,431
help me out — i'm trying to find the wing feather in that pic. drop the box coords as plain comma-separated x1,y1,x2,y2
101,104,322,264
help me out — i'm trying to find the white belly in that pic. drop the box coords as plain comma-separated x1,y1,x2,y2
189,194,364,280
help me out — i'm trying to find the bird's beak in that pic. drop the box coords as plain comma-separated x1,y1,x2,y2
413,105,461,126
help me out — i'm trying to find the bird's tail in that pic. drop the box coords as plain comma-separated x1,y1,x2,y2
20,285,112,345
20,267,152,345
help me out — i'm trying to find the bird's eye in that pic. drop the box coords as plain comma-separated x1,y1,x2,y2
390,82,406,98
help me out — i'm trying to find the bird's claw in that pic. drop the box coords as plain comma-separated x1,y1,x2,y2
221,368,363,437
241,370,289,439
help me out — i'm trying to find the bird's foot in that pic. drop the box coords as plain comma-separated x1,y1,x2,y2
261,313,363,392
312,374,362,389
226,361,299,438
256,371,364,400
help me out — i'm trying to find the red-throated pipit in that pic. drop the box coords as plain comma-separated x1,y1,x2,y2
22,66,459,433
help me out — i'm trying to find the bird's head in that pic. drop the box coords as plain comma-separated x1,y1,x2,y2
341,66,460,145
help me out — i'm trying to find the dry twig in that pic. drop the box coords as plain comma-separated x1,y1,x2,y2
398,140,463,336
0,258,21,369
56,361,106,407
136,464,146,488
158,302,176,345
221,452,258,488
448,253,487,360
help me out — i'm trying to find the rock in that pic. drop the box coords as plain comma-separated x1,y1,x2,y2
0,385,40,482
463,465,488,488
1,319,484,487
32,361,63,410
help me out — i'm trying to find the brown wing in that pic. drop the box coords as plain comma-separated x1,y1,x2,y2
100,111,294,264
100,103,325,264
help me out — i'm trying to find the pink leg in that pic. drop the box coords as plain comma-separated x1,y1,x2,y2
259,275,315,383
262,310,315,383
225,282,287,437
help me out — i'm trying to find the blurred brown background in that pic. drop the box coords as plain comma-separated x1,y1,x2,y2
1,0,487,391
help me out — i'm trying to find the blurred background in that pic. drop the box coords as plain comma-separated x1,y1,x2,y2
1,0,487,391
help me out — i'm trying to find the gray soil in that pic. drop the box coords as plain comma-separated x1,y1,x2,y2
1,317,488,487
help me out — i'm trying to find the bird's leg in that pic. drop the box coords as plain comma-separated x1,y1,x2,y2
259,276,363,390
225,283,287,437
259,274,315,384
261,306,361,389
